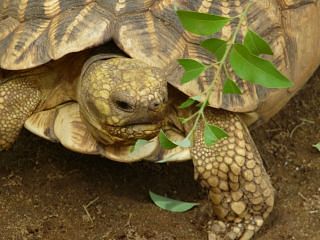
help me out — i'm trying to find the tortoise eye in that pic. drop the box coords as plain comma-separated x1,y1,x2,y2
114,100,134,112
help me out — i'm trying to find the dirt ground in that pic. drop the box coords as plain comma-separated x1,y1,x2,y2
0,68,319,240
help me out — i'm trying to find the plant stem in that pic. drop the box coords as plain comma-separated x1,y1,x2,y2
185,0,254,139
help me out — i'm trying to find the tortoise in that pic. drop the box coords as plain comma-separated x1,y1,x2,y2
0,1,320,239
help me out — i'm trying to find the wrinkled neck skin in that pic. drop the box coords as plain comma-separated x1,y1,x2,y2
14,51,91,112
32,46,123,111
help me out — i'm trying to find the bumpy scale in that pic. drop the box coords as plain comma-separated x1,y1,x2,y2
0,78,41,150
191,109,274,240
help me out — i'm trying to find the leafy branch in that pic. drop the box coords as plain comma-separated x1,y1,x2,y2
159,0,292,150
132,1,292,153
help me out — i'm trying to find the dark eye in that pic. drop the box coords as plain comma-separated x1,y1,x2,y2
115,100,134,112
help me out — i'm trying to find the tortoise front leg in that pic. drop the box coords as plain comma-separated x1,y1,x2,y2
191,109,274,240
0,78,41,150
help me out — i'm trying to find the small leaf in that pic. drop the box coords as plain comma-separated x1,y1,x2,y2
176,10,230,36
313,142,320,152
175,138,192,148
178,117,186,123
244,30,273,56
179,96,201,109
204,124,228,146
230,44,293,88
159,130,192,149
157,158,173,163
201,38,227,61
149,191,199,212
223,79,242,94
131,139,149,153
191,96,201,101
178,59,206,84
179,98,195,109
196,99,209,108
159,130,177,149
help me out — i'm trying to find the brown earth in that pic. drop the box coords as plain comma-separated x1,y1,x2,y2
0,69,319,240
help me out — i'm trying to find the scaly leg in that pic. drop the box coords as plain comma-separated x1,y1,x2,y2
191,109,274,240
0,78,41,150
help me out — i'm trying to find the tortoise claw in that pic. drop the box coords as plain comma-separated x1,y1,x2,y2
208,216,264,240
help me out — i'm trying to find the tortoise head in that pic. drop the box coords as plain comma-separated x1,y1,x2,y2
77,55,168,145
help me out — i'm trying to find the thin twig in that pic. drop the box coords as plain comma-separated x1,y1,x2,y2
85,196,99,208
299,118,315,124
290,118,315,138
83,205,94,224
82,196,99,224
290,122,305,138
309,210,319,214
125,213,133,227
298,192,309,202
265,128,282,133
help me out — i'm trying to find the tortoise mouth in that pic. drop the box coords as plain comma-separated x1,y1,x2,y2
79,107,165,146
87,120,164,146
103,121,163,143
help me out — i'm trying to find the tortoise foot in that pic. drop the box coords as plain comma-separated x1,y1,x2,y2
208,216,264,240
0,77,40,150
191,109,274,240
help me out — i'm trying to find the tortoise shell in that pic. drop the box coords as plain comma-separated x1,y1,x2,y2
0,0,319,121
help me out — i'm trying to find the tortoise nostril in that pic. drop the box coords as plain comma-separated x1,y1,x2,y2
149,99,165,111
115,100,134,112
153,102,160,108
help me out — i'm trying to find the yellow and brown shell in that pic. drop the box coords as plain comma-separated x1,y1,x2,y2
0,0,319,121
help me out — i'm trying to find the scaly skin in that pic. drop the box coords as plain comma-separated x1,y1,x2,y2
77,56,168,145
191,109,274,240
0,78,41,150
0,56,168,150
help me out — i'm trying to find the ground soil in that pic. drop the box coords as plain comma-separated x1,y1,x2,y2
0,69,319,240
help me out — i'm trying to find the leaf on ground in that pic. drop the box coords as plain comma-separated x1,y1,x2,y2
149,191,199,212
313,142,320,152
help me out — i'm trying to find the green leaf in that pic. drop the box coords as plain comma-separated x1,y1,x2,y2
313,142,320,152
176,10,230,36
178,59,206,84
223,79,242,94
179,98,195,109
204,124,228,146
159,130,192,149
131,139,149,153
201,38,227,61
178,117,186,123
149,191,199,212
196,99,209,108
244,30,273,56
178,96,201,109
175,138,192,148
230,44,293,88
159,130,177,149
